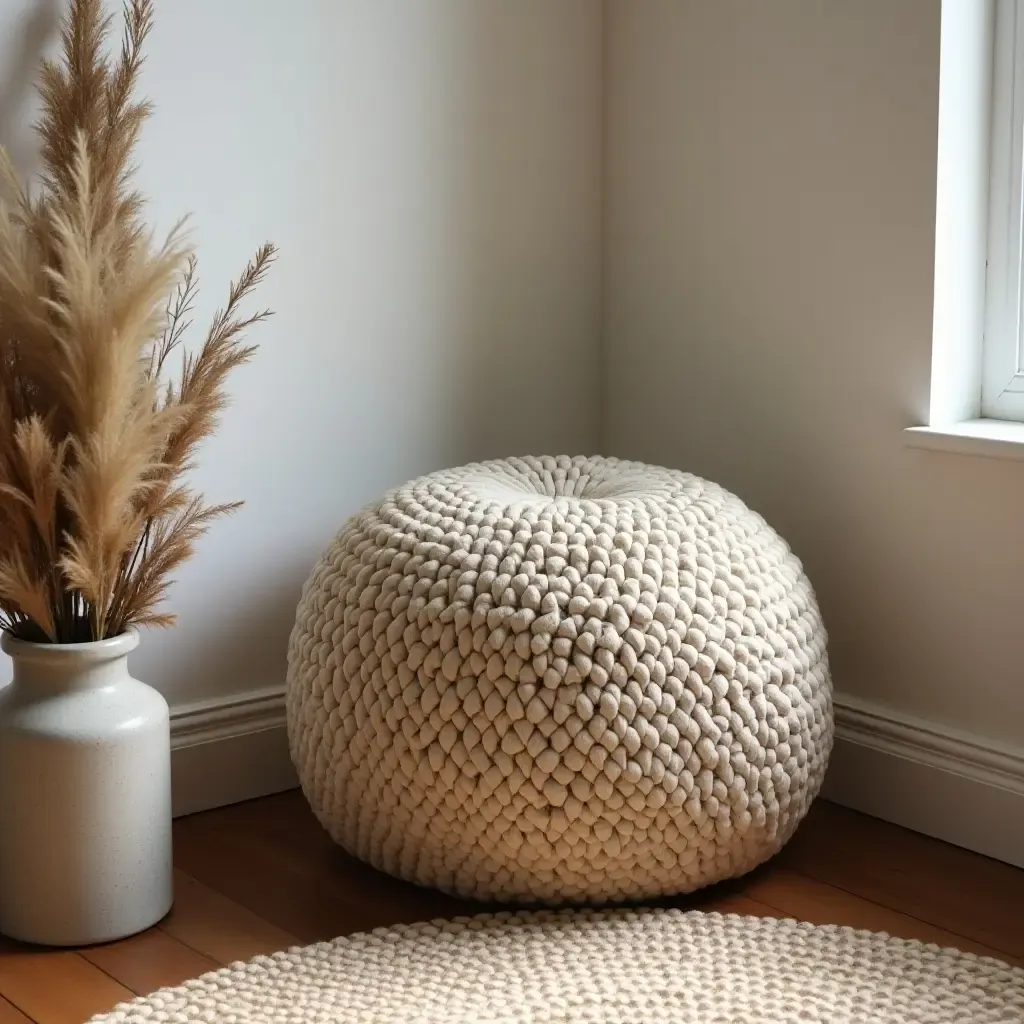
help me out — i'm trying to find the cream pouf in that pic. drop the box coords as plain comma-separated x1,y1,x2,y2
287,456,832,903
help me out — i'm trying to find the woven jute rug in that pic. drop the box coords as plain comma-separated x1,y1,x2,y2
90,909,1024,1023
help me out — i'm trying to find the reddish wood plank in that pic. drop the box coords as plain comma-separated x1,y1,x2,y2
177,792,446,918
159,871,298,965
687,892,790,920
780,800,1024,959
172,820,379,942
0,997,32,1024
746,865,1022,966
173,799,480,939
82,927,218,997
0,947,132,1024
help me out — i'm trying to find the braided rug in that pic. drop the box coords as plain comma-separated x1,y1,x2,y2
90,909,1024,1023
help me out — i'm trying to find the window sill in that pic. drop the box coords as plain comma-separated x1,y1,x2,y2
904,419,1024,461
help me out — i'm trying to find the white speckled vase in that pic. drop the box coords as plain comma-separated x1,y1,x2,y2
0,629,172,946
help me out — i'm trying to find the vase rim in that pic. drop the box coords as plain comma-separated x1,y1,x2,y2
0,627,139,663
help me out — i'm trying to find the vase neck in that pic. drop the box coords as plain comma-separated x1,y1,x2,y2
1,631,139,692
11,655,132,692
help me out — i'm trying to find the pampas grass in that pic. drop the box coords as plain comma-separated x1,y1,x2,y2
0,0,275,643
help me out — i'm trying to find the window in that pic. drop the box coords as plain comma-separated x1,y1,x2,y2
904,0,1024,457
985,0,1024,418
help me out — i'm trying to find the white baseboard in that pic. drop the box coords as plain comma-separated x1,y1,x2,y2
827,694,1024,869
169,687,296,817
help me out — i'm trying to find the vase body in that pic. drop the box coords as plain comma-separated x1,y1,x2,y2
0,630,172,946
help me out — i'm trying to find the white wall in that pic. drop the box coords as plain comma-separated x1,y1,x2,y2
604,0,1024,751
0,0,603,704
6,0,1022,841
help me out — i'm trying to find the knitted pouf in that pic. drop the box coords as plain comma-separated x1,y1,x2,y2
286,456,832,903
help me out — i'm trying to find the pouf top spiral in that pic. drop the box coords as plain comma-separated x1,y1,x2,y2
287,455,832,903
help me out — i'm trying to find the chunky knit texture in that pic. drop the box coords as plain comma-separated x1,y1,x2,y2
90,910,1024,1023
286,456,833,902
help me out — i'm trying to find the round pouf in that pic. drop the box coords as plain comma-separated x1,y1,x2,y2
287,456,832,903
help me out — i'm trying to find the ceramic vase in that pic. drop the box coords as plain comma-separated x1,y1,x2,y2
0,629,172,946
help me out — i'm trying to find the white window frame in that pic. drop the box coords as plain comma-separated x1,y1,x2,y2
903,0,1024,459
984,0,1024,418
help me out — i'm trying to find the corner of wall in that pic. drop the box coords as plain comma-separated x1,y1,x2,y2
597,0,611,456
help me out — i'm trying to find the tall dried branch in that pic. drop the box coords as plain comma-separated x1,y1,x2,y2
0,0,275,642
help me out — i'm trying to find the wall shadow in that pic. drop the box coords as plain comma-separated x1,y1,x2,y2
0,0,59,176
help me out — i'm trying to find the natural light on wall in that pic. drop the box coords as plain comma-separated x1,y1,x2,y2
984,0,1024,418
906,0,1024,458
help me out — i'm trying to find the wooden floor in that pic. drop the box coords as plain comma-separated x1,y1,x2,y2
1,793,1021,1023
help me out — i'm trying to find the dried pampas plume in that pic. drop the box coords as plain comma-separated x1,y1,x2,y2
0,0,276,642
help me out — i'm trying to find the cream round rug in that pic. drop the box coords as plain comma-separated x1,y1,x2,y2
91,910,1023,1023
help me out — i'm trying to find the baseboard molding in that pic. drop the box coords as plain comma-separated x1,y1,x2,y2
169,687,296,817
827,694,1024,868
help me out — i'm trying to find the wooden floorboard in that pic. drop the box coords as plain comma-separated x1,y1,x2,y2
776,799,1024,959
0,998,33,1024
743,865,1023,966
81,928,219,997
0,792,1020,1022
0,949,133,1024
158,870,298,966
180,792,487,927
172,816,390,941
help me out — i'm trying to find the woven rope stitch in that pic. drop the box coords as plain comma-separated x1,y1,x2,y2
90,910,1024,1023
286,456,833,902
